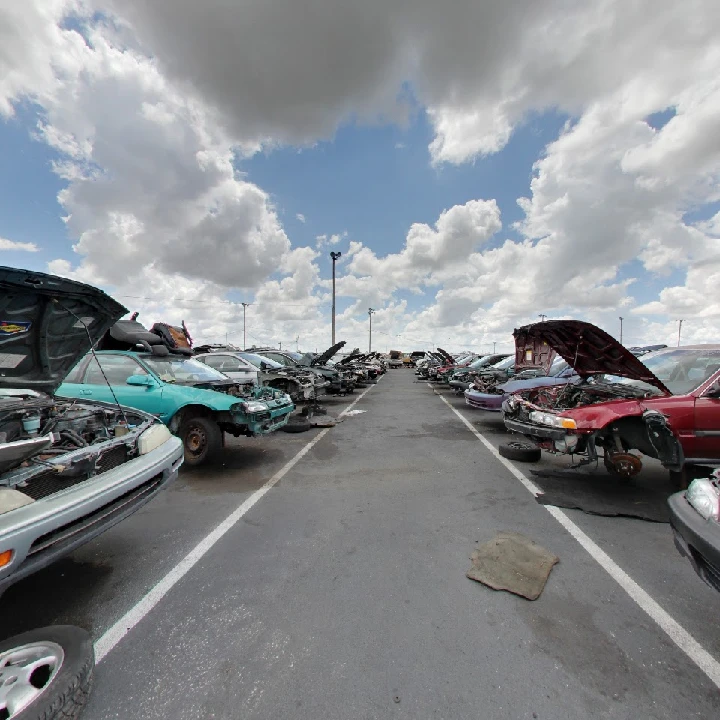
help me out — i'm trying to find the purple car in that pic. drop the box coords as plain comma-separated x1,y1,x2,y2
465,356,577,411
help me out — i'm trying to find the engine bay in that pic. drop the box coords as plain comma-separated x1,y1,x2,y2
0,395,150,497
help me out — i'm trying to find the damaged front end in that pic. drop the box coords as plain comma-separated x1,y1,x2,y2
502,380,683,476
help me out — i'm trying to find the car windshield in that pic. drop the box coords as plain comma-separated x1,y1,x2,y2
239,352,284,369
144,356,230,384
599,348,720,395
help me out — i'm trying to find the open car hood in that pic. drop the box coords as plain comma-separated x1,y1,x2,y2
513,320,671,395
311,341,347,366
513,332,557,375
0,267,126,394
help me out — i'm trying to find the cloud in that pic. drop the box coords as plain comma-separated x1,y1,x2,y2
3,0,720,354
0,237,39,252
296,213,306,223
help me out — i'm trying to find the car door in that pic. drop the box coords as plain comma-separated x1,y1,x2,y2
694,370,720,460
79,354,166,418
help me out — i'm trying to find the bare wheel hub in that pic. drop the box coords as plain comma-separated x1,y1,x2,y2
605,452,643,477
186,426,207,455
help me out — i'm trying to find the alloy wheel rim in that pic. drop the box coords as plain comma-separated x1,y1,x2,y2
0,642,64,718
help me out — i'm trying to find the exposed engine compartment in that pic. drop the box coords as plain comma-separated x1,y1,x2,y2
0,395,150,498
506,378,655,421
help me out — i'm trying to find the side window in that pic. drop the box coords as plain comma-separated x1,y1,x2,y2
264,353,288,366
201,355,225,370
64,357,88,384
85,355,148,385
219,356,245,371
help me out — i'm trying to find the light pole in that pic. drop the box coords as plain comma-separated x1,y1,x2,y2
619,316,623,345
678,319,684,347
330,251,342,345
368,308,376,353
538,314,547,322
493,341,497,353
241,302,251,350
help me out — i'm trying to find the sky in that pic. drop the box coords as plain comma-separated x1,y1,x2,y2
1,1,719,355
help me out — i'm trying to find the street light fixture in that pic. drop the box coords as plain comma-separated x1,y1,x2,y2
241,302,251,350
330,252,342,345
368,308,376,353
538,314,547,322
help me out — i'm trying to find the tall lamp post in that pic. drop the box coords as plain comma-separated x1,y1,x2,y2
330,251,342,345
538,314,547,322
619,316,623,345
241,302,251,349
368,308,376,353
678,319,684,347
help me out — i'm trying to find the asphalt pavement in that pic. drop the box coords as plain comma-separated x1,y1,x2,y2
2,370,719,719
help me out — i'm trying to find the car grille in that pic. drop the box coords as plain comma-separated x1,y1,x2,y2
695,550,720,592
96,445,130,473
20,445,132,501
27,473,164,558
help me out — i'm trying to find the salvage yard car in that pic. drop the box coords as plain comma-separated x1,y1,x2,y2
196,349,319,403
58,319,294,466
502,320,720,478
0,268,183,596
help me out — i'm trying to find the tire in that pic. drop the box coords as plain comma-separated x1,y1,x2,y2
281,420,312,433
0,625,94,720
498,441,542,463
180,415,223,466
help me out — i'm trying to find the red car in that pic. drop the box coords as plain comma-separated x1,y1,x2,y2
502,320,720,478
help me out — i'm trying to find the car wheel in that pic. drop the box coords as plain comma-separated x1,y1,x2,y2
498,441,542,463
0,625,94,720
181,416,223,466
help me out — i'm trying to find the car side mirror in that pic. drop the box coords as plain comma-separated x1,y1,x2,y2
261,361,269,370
127,374,155,387
705,381,720,398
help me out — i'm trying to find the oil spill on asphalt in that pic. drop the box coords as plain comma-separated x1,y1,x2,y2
0,557,114,635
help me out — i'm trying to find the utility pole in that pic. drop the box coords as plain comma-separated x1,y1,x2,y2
493,341,497,353
368,308,376,353
678,319,684,347
330,251,342,345
296,335,300,352
619,316,623,345
538,314,547,322
241,302,251,350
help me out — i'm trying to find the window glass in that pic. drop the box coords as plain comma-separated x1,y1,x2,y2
85,355,147,385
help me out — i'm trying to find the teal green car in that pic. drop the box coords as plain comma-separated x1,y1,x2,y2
57,351,294,466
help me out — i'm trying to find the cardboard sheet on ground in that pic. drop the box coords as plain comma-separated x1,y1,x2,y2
530,469,670,523
467,531,558,601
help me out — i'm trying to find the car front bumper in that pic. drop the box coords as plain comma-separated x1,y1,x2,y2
0,436,184,594
503,417,569,441
464,389,504,411
668,491,720,592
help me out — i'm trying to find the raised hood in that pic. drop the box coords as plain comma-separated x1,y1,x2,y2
311,341,347,366
513,320,671,394
0,267,126,394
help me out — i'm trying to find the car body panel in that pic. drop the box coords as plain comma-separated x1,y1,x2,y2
513,319,671,393
669,490,720,592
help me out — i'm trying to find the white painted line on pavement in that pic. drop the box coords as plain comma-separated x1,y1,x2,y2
430,385,720,690
94,378,381,663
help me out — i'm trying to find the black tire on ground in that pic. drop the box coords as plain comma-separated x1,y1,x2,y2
281,420,312,433
0,625,94,720
498,441,542,463
180,415,223,466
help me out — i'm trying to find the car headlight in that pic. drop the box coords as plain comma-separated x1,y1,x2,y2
247,401,270,413
529,411,577,430
138,424,172,454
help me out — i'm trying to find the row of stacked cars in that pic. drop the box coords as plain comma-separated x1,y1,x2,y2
420,321,720,593
0,267,387,719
